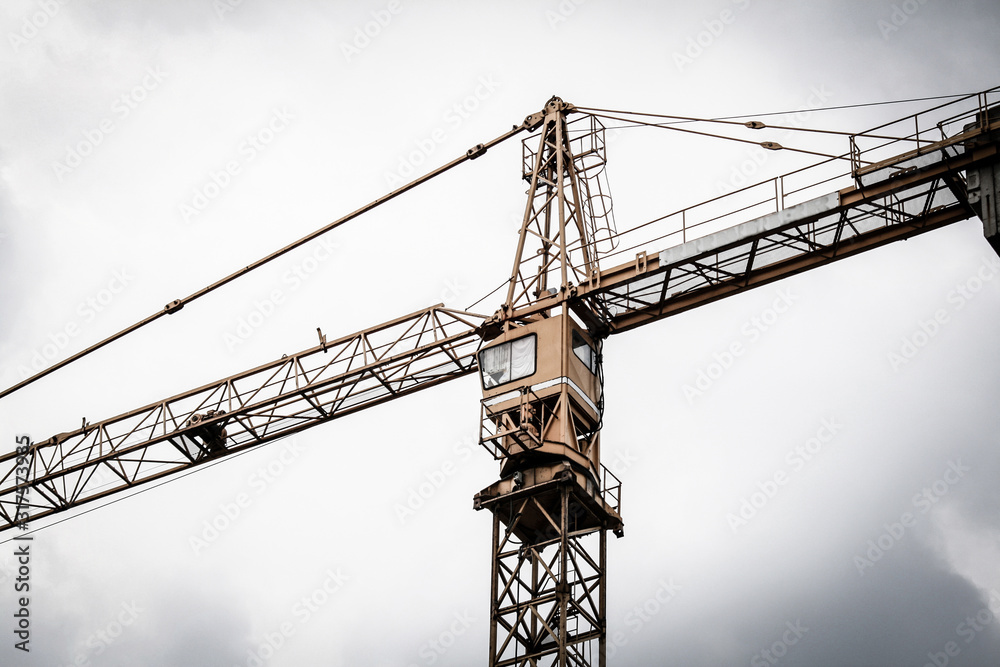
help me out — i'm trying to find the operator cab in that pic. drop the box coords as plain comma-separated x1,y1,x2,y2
477,312,603,483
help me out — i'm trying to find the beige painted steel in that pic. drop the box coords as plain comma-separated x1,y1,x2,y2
478,312,603,481
478,97,620,667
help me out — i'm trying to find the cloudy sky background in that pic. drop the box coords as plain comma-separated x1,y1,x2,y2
1,1,1000,665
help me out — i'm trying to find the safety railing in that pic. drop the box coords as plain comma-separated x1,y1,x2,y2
478,387,545,460
848,86,1000,184
556,86,1000,284
600,463,622,516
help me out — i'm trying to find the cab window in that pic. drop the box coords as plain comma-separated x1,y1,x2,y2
572,330,597,374
479,335,537,388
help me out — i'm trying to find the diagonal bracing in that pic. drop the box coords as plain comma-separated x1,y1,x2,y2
0,306,485,531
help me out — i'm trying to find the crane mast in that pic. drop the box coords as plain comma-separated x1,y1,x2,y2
2,89,1000,667
475,97,623,667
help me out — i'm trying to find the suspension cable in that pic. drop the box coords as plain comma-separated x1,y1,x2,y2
575,90,985,124
1,120,532,400
577,107,906,142
587,112,859,164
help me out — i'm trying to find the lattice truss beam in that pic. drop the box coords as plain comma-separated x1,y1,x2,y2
491,487,607,667
505,103,604,312
0,306,484,531
532,117,1000,336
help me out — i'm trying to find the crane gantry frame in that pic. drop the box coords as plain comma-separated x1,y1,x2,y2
2,87,999,666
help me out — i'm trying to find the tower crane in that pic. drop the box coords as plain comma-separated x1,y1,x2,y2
2,88,1000,666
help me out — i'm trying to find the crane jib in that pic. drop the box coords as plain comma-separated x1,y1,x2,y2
0,306,485,532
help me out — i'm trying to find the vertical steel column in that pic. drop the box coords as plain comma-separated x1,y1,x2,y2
532,548,540,659
599,526,607,667
490,512,500,667
558,485,570,667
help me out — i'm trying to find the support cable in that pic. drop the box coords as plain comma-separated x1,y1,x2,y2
575,90,988,124
577,107,905,141
0,120,531,400
587,112,857,163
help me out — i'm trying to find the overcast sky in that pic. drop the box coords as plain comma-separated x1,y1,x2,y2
2,1,1000,666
